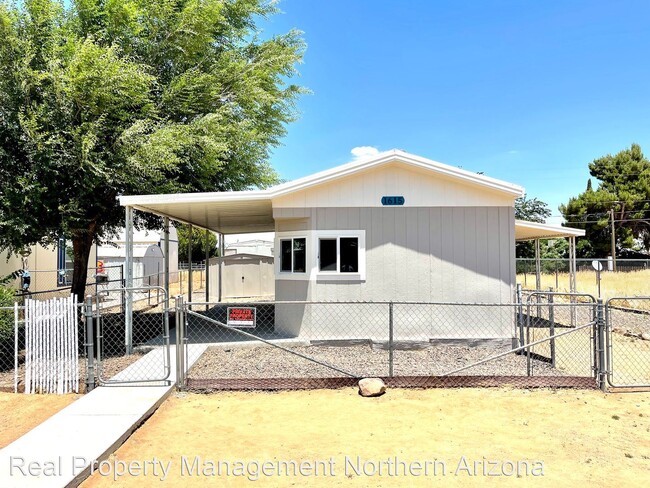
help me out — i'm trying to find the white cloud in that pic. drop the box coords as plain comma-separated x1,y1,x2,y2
351,146,380,160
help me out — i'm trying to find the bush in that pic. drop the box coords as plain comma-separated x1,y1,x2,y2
0,286,16,367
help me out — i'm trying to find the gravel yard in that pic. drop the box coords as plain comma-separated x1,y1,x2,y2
188,343,564,379
609,308,650,337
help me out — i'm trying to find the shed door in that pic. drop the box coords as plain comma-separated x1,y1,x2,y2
222,258,263,298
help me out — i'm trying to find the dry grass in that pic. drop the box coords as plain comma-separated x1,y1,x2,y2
80,388,650,487
518,269,650,300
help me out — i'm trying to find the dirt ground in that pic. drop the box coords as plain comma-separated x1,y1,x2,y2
82,388,650,487
0,392,79,448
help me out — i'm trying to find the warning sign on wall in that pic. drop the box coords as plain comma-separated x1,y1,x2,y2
226,307,256,328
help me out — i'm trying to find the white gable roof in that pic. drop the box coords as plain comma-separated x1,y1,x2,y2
119,149,525,233
270,149,524,198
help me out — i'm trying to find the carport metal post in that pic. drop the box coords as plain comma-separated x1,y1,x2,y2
568,236,577,293
569,236,577,326
163,217,170,310
188,224,193,303
125,205,133,355
388,302,394,377
218,233,224,302
535,238,541,317
205,229,210,309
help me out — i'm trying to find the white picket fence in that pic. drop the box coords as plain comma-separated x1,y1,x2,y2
24,295,79,394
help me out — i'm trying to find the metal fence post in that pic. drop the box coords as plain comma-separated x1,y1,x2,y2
175,295,185,389
14,302,19,393
526,303,532,376
84,295,95,392
548,287,555,368
516,284,523,348
596,299,607,392
388,302,394,378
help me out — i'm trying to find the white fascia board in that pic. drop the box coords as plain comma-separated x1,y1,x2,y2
392,150,525,197
515,220,586,240
268,149,525,198
119,190,272,207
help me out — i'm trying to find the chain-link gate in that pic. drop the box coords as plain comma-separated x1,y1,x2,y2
523,292,597,379
606,296,650,390
95,287,171,385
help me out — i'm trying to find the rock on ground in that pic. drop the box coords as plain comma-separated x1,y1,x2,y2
358,377,386,397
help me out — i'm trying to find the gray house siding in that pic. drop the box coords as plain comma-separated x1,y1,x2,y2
274,206,515,340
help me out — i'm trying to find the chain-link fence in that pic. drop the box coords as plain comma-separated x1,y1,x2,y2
516,258,650,298
517,257,650,275
5,263,208,311
9,266,123,302
606,297,650,389
2,289,647,394
0,305,23,392
178,297,603,391
0,292,171,393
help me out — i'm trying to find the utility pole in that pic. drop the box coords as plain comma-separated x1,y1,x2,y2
610,208,617,271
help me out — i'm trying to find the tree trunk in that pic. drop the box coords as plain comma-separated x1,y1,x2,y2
71,225,96,303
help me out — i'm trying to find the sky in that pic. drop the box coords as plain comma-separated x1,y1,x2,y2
257,0,650,226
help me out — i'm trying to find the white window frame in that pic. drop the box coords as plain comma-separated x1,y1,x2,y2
318,237,359,274
279,236,307,275
314,230,366,282
275,230,366,282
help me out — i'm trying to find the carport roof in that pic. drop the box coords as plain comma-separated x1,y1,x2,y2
515,220,585,241
120,191,275,234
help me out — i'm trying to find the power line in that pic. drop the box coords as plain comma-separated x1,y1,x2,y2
563,218,650,224
551,210,650,219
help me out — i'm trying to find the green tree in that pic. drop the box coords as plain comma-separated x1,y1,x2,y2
177,225,218,263
515,195,552,258
515,195,552,224
0,0,306,301
559,144,650,258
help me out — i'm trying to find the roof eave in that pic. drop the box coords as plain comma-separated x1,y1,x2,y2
269,149,525,199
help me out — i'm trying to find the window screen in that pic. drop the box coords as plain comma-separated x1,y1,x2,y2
340,237,358,273
293,238,306,272
319,239,337,271
280,239,292,272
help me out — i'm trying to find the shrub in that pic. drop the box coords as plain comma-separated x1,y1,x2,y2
0,286,16,368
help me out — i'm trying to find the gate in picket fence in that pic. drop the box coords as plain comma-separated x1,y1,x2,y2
23,296,80,394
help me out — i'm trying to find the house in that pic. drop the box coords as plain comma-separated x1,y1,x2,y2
119,149,584,343
0,240,97,295
0,227,179,296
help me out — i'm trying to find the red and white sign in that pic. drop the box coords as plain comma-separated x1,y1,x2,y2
227,307,256,328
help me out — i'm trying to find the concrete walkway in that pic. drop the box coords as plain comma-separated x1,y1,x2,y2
0,344,207,487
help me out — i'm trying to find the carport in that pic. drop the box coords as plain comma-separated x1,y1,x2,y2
514,219,586,293
117,202,586,350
